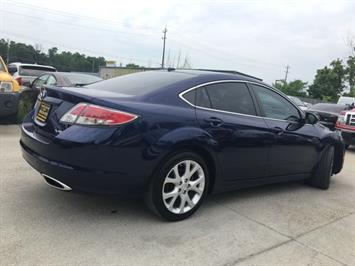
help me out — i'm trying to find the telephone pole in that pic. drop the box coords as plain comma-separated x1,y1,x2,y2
161,26,167,68
6,39,10,64
284,65,290,82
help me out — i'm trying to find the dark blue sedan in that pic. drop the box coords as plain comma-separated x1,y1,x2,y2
20,69,345,221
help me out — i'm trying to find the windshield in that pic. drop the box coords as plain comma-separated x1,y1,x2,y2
338,97,355,105
0,60,5,72
289,96,304,106
19,66,56,76
63,73,102,86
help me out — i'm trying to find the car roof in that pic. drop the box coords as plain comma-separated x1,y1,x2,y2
8,62,56,69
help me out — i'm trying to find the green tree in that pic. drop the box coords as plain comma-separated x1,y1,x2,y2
273,79,307,97
308,59,346,101
0,39,107,73
125,63,140,68
345,56,355,96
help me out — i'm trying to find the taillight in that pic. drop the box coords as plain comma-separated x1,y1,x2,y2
60,103,138,126
15,77,22,85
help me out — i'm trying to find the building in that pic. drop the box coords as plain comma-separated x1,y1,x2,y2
99,66,160,80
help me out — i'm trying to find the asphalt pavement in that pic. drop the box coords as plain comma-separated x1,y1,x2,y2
1,125,354,265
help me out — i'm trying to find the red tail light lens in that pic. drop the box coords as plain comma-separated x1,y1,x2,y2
60,103,138,126
15,77,22,85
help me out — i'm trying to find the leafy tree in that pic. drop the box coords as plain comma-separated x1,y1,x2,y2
345,56,355,96
125,63,140,68
308,59,346,101
0,39,106,73
273,79,307,97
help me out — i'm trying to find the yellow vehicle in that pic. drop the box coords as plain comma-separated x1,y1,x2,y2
0,56,20,119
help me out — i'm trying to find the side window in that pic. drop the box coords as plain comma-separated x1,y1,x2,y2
204,82,256,115
46,75,57,86
32,74,49,89
252,84,300,121
181,90,195,105
196,87,212,108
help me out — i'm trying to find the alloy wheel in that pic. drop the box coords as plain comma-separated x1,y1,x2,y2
162,160,205,214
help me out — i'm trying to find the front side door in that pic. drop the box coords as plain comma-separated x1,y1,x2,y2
192,82,273,181
250,84,319,177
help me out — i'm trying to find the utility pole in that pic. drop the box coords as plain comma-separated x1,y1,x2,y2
161,26,167,68
284,65,290,82
6,39,10,64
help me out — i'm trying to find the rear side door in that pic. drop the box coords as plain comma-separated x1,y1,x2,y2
250,83,319,177
190,81,272,181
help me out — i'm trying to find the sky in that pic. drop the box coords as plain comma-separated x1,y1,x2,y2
0,0,354,84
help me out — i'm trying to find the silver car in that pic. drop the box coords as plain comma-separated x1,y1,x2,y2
8,63,56,89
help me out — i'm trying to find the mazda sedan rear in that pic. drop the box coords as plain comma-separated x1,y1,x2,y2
20,70,345,221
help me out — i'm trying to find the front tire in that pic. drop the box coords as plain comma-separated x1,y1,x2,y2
308,146,334,190
145,152,209,221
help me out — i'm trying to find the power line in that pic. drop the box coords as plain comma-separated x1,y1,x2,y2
161,26,167,68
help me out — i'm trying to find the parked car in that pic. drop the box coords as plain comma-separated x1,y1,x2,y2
308,103,348,130
31,72,102,90
7,62,56,88
20,70,345,221
287,96,308,111
336,107,355,149
0,56,21,121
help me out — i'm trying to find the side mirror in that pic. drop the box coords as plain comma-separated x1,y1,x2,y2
7,66,17,75
305,112,319,125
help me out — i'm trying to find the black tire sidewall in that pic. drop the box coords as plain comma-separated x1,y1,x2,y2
310,146,334,189
149,152,209,221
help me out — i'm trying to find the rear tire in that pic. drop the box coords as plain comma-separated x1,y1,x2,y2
144,152,209,221
308,146,334,190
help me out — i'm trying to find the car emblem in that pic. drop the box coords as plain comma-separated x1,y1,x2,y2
39,88,47,100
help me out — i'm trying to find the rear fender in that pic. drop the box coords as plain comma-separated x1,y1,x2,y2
143,127,222,193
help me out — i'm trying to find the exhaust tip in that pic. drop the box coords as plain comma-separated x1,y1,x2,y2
42,174,72,191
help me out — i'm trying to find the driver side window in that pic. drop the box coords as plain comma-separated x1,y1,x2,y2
252,84,301,121
33,75,49,89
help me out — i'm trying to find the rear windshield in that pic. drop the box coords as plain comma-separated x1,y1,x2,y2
310,104,346,113
86,71,192,96
64,73,102,86
19,66,56,76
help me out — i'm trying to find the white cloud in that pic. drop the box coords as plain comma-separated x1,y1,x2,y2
1,0,354,83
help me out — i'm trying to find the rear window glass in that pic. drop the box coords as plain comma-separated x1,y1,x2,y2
19,66,56,76
86,71,192,96
64,73,102,86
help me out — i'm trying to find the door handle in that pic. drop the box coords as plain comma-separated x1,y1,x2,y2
272,127,284,135
204,117,224,127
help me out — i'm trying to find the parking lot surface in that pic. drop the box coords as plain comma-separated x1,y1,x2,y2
1,125,354,265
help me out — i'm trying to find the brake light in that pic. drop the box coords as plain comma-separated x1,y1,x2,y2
60,103,138,126
15,77,22,85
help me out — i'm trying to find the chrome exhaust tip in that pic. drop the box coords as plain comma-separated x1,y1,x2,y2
42,174,72,191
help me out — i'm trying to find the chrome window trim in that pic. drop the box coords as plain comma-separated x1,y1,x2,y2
178,79,306,124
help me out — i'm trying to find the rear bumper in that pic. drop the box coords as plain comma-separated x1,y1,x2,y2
20,122,152,197
0,92,19,117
